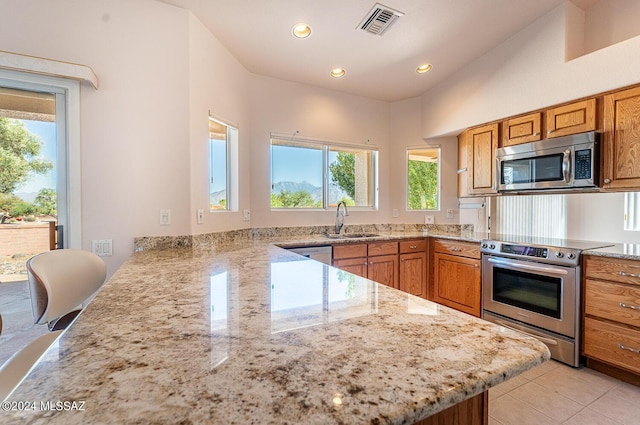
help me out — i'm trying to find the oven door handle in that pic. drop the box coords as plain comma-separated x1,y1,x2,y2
487,257,568,276
491,318,559,346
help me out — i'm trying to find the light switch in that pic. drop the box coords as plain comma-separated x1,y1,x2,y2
160,209,171,225
392,209,399,218
243,209,251,221
197,209,204,224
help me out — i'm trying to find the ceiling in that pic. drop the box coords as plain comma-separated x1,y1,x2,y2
156,0,578,102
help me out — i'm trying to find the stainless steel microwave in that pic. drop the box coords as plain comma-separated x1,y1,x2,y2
497,131,600,192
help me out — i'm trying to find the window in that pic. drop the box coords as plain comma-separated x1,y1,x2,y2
494,195,567,238
407,148,440,210
270,137,377,209
209,116,238,211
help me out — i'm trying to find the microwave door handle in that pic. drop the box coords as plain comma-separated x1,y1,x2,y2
487,256,569,276
562,149,571,183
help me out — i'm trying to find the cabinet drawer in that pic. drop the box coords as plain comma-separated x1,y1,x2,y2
585,256,640,287
368,241,398,257
400,239,426,254
585,279,640,327
584,317,640,375
433,239,480,259
332,244,367,260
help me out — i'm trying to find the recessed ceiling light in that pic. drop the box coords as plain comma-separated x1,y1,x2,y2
330,68,346,78
416,63,433,74
291,23,312,39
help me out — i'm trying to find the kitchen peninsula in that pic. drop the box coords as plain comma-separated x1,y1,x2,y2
4,231,549,424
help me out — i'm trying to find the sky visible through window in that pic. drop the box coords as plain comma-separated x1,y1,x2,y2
16,120,57,195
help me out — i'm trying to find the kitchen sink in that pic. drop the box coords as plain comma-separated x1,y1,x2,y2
325,233,380,239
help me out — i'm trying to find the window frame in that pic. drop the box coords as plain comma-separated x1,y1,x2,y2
270,136,378,211
208,114,238,212
405,146,441,211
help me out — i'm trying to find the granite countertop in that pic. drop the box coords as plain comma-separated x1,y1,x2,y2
582,243,640,261
4,239,548,424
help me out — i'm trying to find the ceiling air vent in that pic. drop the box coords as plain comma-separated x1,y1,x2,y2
358,3,404,36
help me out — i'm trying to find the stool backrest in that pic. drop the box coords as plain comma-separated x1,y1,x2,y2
27,249,106,326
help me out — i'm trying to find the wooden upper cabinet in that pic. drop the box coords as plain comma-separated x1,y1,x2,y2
468,123,498,195
501,112,542,147
546,98,596,138
602,85,640,189
457,130,470,198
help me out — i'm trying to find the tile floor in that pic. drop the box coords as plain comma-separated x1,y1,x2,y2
1,280,639,424
489,356,640,425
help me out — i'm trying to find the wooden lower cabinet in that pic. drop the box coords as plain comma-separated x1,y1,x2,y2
431,239,481,317
332,242,399,289
368,254,399,289
399,240,428,298
413,391,487,425
583,255,640,383
332,256,368,279
332,239,427,297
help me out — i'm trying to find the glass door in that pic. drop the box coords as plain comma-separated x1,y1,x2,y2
0,83,67,282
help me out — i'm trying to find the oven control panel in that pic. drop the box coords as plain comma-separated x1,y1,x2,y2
480,240,581,266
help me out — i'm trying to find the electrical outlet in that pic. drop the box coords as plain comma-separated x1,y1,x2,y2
243,209,251,221
160,209,171,225
425,215,434,224
446,209,454,219
197,209,204,224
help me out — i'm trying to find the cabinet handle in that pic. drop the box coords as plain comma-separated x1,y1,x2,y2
401,258,405,262
618,343,640,354
547,129,553,134
604,178,611,184
533,132,539,137
410,245,417,249
456,168,467,175
619,271,640,279
620,302,640,311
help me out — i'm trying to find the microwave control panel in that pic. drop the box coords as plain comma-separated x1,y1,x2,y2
574,149,592,180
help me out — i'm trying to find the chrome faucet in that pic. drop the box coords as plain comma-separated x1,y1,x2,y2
335,201,349,234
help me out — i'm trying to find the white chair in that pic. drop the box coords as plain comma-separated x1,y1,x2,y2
27,249,107,331
0,330,63,401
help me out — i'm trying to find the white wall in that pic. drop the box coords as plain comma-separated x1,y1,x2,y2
0,0,193,274
188,14,251,234
420,2,640,138
389,97,459,226
248,74,391,228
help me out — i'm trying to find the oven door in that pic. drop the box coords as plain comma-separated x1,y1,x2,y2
482,255,579,338
498,146,571,191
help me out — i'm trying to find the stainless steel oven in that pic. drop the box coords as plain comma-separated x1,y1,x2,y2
481,237,610,367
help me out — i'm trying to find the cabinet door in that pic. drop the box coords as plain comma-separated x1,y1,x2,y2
546,98,596,138
433,253,481,317
457,130,470,198
602,86,640,189
501,113,542,147
399,252,427,299
468,123,498,195
332,257,368,279
368,254,398,289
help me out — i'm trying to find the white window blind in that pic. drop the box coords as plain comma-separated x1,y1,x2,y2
624,192,640,231
495,195,567,238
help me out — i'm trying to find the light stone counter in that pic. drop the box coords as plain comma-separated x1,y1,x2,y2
3,241,548,424
583,243,640,261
